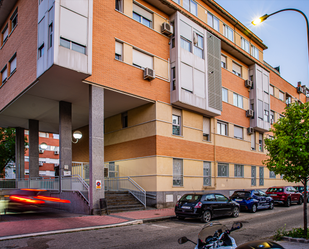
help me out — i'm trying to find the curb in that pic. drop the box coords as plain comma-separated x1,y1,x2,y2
0,219,143,241
142,215,176,223
282,236,309,243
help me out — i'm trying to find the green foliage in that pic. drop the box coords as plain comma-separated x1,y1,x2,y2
286,227,309,239
264,102,309,184
273,224,287,241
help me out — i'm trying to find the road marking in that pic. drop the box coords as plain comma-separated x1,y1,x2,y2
151,224,169,228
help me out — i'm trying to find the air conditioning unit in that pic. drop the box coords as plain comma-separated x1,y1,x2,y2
246,109,254,118
54,164,59,167
144,68,155,81
54,150,59,155
247,127,254,134
39,149,44,154
297,86,304,94
245,80,253,89
39,161,43,166
161,22,173,36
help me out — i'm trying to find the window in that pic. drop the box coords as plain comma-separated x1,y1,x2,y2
132,49,153,69
241,38,250,53
251,133,255,150
203,117,210,141
53,134,59,139
251,45,259,60
173,0,180,3
286,94,292,105
115,0,123,12
259,133,263,152
173,159,183,186
218,163,229,177
9,53,16,75
60,37,86,54
221,55,227,69
223,25,233,42
217,121,227,136
269,171,276,179
38,44,44,58
207,12,219,31
215,194,228,202
2,24,8,45
232,62,241,77
171,67,176,91
1,65,7,84
222,88,228,102
269,85,274,96
133,4,153,28
48,23,53,49
115,41,122,61
251,166,256,186
234,126,243,140
183,0,197,16
270,110,275,124
279,91,284,101
234,164,244,177
193,33,203,58
264,103,269,122
122,111,128,128
233,93,243,108
203,161,211,186
172,114,181,135
180,37,192,52
10,8,18,31
258,100,263,120
259,167,264,186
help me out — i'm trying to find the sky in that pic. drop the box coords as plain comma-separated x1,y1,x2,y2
214,0,309,88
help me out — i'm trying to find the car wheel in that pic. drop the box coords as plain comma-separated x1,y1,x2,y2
177,216,185,220
201,210,212,223
269,202,274,210
251,204,257,213
285,198,291,207
231,207,239,218
298,197,303,205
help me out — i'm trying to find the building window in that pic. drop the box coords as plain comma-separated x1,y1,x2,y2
264,103,269,122
286,94,292,105
180,37,192,52
269,171,276,179
270,110,275,124
173,159,183,186
133,3,153,28
132,49,153,69
258,100,263,120
218,163,229,177
1,65,7,84
53,134,59,139
222,88,228,102
269,85,274,96
279,90,284,101
251,45,259,60
234,164,244,177
203,161,211,186
232,62,241,77
234,126,243,140
122,111,128,128
259,133,263,152
183,0,197,16
172,114,181,135
233,93,243,108
217,121,227,136
115,41,123,61
171,67,176,91
48,23,53,49
2,24,8,45
221,55,227,69
251,166,256,186
203,117,210,141
223,24,234,42
9,53,16,75
207,12,219,31
38,44,44,58
259,167,264,186
193,33,203,59
10,8,18,31
173,0,180,3
115,0,123,12
241,37,250,53
251,133,255,151
60,37,86,54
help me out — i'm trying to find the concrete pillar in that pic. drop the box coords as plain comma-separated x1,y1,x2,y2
29,119,39,178
89,85,105,214
59,101,72,191
15,127,25,181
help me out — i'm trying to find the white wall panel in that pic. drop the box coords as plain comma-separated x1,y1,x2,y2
61,0,89,17
180,63,193,92
194,69,205,98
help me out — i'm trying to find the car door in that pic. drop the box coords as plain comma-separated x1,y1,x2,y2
258,190,268,208
203,194,219,216
289,187,299,202
214,194,231,216
252,191,262,209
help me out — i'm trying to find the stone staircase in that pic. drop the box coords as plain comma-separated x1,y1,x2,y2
105,191,145,213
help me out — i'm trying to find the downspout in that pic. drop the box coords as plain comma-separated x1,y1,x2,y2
213,118,217,188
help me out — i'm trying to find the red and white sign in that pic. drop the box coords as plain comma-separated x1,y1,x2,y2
96,180,102,189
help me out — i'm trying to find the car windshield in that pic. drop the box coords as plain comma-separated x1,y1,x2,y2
179,194,202,202
267,188,283,192
231,191,250,198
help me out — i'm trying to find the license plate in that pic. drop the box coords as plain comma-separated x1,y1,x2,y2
181,206,191,209
270,194,277,196
235,198,243,201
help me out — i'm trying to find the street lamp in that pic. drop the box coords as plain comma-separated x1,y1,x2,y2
72,130,82,144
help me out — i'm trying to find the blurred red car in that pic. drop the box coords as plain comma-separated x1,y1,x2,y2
294,185,309,202
266,186,302,207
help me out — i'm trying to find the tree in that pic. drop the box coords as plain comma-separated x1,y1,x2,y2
264,101,309,237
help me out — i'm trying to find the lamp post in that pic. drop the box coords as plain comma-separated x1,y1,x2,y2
252,8,309,88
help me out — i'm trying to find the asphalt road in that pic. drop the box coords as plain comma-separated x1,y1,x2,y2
0,204,308,248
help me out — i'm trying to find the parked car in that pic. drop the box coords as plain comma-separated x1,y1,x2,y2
294,185,309,202
266,186,302,207
230,189,274,213
175,193,240,223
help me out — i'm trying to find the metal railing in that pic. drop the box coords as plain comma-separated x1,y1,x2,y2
0,179,16,189
105,177,146,208
17,177,60,190
62,175,89,204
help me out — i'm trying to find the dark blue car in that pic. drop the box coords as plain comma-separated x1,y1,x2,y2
230,190,274,213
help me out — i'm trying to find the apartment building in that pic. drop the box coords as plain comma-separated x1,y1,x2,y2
0,0,307,212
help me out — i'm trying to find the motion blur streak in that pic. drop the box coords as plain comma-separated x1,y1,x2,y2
35,196,71,203
9,195,45,204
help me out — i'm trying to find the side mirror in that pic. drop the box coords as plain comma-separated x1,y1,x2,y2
178,237,189,244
